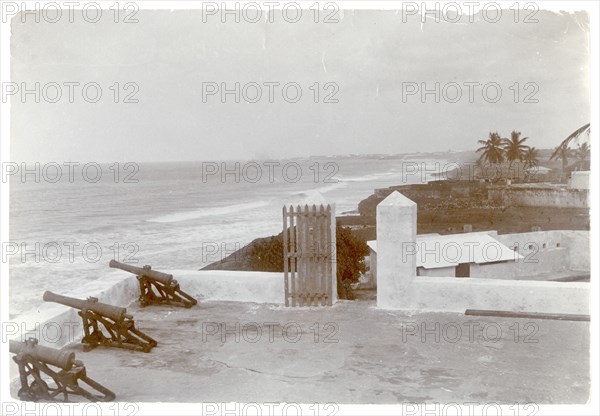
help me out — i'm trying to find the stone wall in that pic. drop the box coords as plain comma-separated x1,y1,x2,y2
488,187,589,208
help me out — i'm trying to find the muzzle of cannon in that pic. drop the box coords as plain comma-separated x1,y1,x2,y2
109,259,173,285
10,338,115,402
43,291,128,322
109,259,198,308
43,291,157,353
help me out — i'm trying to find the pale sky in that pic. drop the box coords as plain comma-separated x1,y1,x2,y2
10,8,591,162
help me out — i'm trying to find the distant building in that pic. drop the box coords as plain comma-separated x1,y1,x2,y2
367,228,589,282
367,231,522,279
526,165,552,178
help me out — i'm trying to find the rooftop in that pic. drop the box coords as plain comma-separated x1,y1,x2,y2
12,298,589,403
367,231,522,269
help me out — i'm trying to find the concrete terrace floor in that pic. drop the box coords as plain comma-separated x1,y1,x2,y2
11,295,590,404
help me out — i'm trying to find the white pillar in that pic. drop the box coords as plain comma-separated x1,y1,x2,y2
376,191,417,308
329,204,337,303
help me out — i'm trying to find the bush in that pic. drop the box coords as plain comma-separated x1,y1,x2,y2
248,236,283,272
335,225,369,283
335,225,370,300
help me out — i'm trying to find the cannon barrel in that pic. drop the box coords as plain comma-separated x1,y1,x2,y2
109,259,173,285
10,339,76,371
43,291,127,322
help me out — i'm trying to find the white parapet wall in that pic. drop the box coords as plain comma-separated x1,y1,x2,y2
398,277,590,314
9,270,284,349
7,269,285,386
376,191,591,314
8,270,140,348
173,270,284,304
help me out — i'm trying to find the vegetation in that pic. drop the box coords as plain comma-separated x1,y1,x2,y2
476,131,533,181
476,132,505,165
474,126,592,183
549,142,574,180
474,124,590,183
523,146,539,169
246,224,369,300
248,236,284,272
549,123,591,181
503,131,529,167
555,123,591,149
576,142,590,162
335,225,370,300
477,130,531,167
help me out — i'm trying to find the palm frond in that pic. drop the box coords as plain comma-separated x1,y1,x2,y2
558,123,591,149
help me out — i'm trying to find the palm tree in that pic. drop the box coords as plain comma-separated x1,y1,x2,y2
550,143,574,181
576,142,590,161
503,131,529,167
549,123,590,181
523,146,539,169
570,142,591,172
476,132,505,165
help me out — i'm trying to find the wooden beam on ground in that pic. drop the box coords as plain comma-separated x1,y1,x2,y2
465,309,590,322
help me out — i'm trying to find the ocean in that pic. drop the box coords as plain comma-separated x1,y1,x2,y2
8,157,443,318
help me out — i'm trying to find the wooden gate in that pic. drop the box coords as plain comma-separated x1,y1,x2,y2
283,204,336,306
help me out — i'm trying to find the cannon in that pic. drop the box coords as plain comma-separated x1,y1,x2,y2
10,338,115,402
109,260,198,308
43,291,157,352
